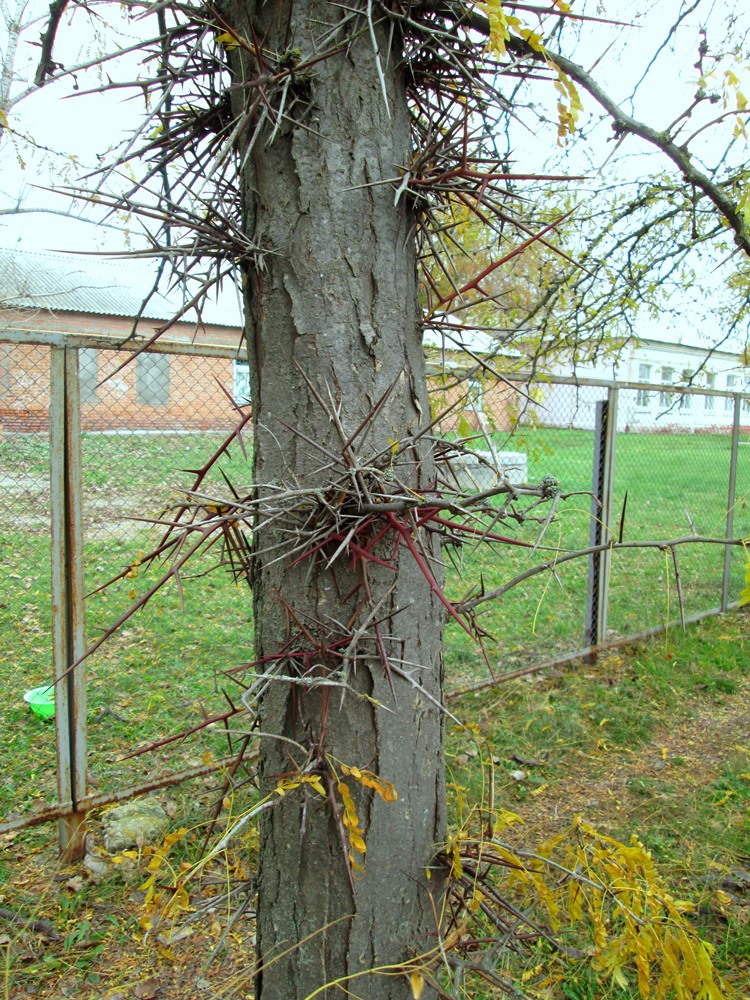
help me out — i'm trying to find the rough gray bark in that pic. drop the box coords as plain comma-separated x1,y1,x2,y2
224,2,446,997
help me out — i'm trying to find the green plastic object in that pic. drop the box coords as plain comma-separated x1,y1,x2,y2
24,685,55,720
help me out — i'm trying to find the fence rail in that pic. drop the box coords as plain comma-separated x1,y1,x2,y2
1,332,748,851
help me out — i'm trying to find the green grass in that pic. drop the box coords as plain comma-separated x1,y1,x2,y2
2,590,748,996
1,426,748,819
446,612,750,997
442,427,749,677
1,430,255,818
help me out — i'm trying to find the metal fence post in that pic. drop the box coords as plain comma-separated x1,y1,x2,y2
585,390,618,660
50,347,87,859
721,395,742,611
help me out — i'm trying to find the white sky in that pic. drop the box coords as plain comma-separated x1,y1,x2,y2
1,1,748,345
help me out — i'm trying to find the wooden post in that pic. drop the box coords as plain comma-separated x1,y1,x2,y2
50,347,87,859
721,394,741,611
585,390,618,661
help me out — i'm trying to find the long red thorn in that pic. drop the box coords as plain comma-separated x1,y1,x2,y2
386,512,473,637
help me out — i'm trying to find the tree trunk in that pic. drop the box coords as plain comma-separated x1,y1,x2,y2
224,2,446,997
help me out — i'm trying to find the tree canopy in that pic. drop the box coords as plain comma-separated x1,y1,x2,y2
2,3,749,360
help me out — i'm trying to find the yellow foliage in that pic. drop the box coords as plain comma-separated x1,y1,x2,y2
482,0,514,58
214,30,239,50
740,540,750,605
479,0,583,142
340,762,398,801
551,65,584,142
275,773,326,797
444,784,732,999
409,971,425,999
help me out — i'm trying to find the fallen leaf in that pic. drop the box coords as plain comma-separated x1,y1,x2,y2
134,976,160,999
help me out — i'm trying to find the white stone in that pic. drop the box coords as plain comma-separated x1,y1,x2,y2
101,798,170,852
450,449,528,491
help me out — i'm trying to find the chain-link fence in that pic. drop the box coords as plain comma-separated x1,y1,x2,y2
1,336,748,843
435,373,749,685
1,337,255,846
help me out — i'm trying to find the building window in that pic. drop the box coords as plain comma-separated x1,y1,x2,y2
136,352,170,406
79,348,98,403
1,344,11,398
636,363,651,406
704,372,715,411
679,369,693,410
659,366,674,406
233,361,251,405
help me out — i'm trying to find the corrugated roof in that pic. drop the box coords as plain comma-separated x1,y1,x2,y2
0,248,242,326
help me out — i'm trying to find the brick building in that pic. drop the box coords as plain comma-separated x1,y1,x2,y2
1,249,248,434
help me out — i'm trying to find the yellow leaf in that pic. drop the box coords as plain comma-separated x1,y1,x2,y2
140,874,156,904
350,832,367,854
468,888,485,912
342,811,359,830
451,842,463,879
611,963,629,989
378,780,398,802
409,972,425,999
215,31,239,50
306,775,326,796
499,808,524,826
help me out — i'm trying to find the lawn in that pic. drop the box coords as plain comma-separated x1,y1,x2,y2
0,424,748,996
1,426,748,818
0,613,747,998
443,425,749,680
1,431,255,819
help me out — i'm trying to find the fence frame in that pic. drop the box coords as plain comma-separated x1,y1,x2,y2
2,330,248,851
1,332,748,846
49,347,88,858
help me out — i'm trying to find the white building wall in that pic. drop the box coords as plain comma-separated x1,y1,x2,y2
530,339,750,432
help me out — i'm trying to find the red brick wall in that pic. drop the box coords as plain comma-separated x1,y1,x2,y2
79,350,243,432
0,327,248,434
428,375,517,435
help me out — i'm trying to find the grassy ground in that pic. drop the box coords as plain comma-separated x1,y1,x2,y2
443,426,749,675
446,611,750,998
0,612,747,998
1,431,254,818
0,427,748,996
1,426,748,816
